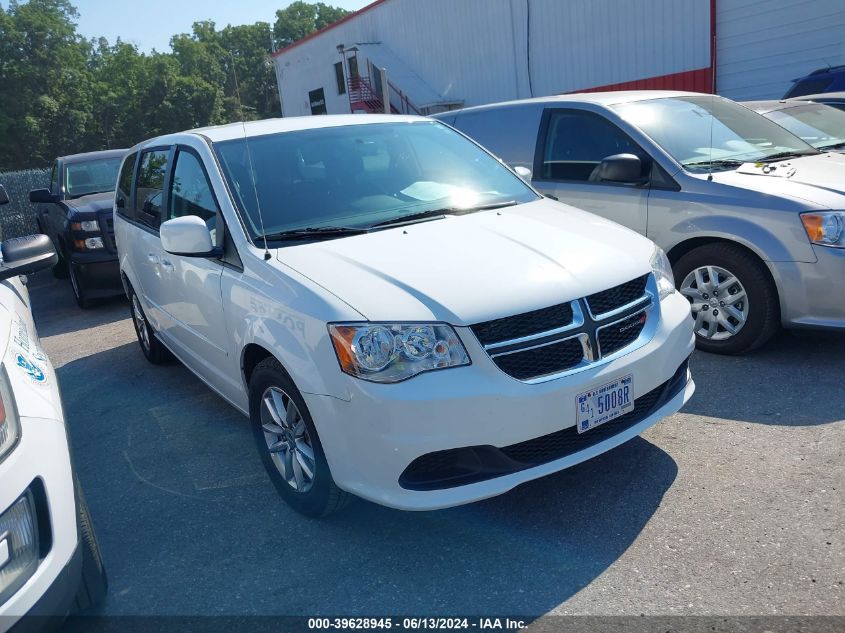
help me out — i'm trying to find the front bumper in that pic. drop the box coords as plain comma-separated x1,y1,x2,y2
774,245,845,330
68,252,122,298
0,416,79,631
305,292,695,510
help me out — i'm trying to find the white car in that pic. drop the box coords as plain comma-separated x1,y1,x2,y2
114,115,695,516
0,188,106,630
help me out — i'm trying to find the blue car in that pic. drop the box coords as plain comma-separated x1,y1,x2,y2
784,65,845,99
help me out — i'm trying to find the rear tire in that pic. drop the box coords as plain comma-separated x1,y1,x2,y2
128,285,171,364
674,243,780,354
73,481,108,611
249,357,352,518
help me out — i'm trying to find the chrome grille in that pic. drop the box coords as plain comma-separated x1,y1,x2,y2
471,274,656,382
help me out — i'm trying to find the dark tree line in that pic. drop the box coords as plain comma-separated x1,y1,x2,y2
0,0,350,170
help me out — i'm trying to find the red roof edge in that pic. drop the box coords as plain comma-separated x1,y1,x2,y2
271,0,389,58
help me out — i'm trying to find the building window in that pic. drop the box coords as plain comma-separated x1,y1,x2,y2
334,62,346,95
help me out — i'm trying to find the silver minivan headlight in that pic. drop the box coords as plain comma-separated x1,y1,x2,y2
329,323,470,383
801,211,845,248
650,245,676,300
0,366,20,463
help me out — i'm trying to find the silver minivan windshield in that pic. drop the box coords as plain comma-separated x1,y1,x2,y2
612,96,819,172
213,121,539,240
761,103,845,151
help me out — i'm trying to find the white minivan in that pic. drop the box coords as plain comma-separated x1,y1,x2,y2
0,187,106,631
114,116,695,516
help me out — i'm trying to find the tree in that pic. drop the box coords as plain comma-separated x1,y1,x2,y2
273,1,350,49
0,0,94,169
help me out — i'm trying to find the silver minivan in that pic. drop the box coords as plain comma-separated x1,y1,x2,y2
435,91,845,354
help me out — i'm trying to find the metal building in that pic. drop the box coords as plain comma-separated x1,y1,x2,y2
271,0,845,117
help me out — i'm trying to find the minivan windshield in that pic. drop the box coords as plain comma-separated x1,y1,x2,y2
612,96,819,172
760,103,845,151
213,121,538,240
65,157,123,198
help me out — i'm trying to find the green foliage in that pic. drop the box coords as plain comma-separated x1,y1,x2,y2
273,1,350,49
0,0,349,172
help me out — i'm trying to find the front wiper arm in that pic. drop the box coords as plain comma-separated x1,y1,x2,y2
818,141,845,151
371,200,520,229
758,149,819,162
684,159,745,170
261,226,370,241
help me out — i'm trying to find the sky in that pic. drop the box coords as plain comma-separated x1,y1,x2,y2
62,0,371,53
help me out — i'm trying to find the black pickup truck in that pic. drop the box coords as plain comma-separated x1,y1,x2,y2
30,149,127,308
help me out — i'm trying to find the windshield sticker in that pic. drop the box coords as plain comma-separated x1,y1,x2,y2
15,352,47,385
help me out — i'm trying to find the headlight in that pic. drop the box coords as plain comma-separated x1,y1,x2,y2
0,366,21,463
71,220,100,232
801,212,845,247
74,237,104,250
329,323,470,383
650,245,675,300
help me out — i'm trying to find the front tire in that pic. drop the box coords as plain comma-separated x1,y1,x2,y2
69,262,91,309
674,243,780,354
249,357,352,517
128,286,170,364
73,481,108,611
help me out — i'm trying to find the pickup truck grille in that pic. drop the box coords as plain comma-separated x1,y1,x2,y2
470,274,655,382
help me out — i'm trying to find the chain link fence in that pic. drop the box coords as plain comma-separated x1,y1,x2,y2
0,169,48,240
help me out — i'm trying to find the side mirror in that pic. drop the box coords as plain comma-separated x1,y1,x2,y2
595,153,647,184
160,216,217,257
0,185,9,206
513,166,532,182
0,234,58,281
29,188,60,204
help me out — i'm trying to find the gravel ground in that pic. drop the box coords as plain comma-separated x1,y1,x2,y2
25,273,844,620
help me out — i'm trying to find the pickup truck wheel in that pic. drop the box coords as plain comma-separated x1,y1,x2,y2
69,263,92,309
249,357,353,517
52,248,70,279
73,480,108,611
674,243,779,354
129,288,171,364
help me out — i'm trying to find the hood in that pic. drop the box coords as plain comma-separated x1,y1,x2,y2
274,199,655,324
708,152,845,209
64,191,114,214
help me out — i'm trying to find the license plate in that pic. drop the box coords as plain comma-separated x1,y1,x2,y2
576,374,634,433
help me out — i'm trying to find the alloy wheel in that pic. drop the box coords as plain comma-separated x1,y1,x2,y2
260,387,316,492
680,265,749,340
132,295,150,351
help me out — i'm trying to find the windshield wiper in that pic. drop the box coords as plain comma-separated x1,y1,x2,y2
683,159,745,170
260,226,370,241
757,149,819,162
818,141,845,151
371,200,519,229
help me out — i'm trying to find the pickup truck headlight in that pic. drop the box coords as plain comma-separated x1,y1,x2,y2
71,220,100,232
0,367,21,463
329,323,470,383
650,245,676,300
73,237,104,250
801,212,844,247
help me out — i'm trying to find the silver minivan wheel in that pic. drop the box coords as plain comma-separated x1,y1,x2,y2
680,265,749,340
131,294,150,351
260,386,316,493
